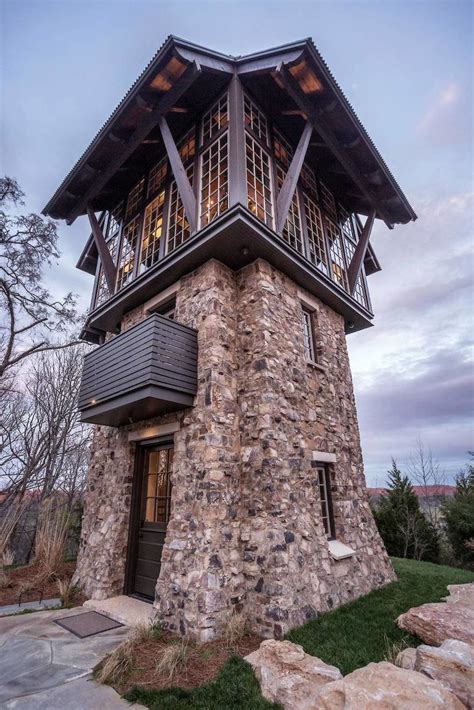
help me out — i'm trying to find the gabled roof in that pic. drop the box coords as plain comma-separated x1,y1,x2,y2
43,35,416,227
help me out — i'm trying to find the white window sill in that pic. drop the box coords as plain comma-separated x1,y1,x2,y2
328,539,356,560
306,360,327,373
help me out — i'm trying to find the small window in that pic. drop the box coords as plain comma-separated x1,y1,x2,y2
301,307,316,363
316,464,335,539
152,297,176,320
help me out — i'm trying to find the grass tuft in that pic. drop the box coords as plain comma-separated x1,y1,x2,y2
155,639,189,681
95,640,135,686
223,612,249,647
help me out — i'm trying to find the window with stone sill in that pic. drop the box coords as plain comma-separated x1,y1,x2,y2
301,306,317,364
316,463,335,539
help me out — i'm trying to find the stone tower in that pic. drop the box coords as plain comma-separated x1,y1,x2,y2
43,37,416,640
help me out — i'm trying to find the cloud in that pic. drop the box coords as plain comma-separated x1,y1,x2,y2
416,82,471,145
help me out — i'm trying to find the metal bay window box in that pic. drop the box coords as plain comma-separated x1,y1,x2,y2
78,313,198,426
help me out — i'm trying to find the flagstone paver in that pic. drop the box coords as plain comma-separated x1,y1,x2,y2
0,606,143,708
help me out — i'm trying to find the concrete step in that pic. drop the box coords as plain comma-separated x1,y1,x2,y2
83,595,156,627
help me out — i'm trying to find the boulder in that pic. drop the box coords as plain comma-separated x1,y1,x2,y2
445,584,474,608
312,661,466,709
397,602,474,645
245,639,342,710
414,639,474,709
396,646,417,669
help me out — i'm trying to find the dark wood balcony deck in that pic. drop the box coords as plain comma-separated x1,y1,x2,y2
78,313,198,426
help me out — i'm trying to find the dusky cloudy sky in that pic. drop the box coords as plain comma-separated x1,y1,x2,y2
1,0,473,485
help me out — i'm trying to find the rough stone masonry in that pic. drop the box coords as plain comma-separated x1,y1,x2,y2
74,258,395,641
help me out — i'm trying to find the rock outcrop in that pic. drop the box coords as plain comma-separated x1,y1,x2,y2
397,601,474,646
445,583,474,607
313,661,466,709
245,639,342,710
398,640,473,708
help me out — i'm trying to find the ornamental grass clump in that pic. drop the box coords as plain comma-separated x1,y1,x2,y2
34,499,69,581
155,639,189,681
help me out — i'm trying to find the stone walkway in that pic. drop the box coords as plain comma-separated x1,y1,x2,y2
0,606,143,708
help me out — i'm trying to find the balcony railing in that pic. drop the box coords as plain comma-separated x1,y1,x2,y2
78,313,198,426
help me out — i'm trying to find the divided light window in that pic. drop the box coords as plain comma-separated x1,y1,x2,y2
302,306,316,363
200,132,229,228
95,204,123,307
276,164,303,253
167,164,194,253
116,216,140,290
316,463,335,539
139,190,165,272
202,93,229,144
245,133,273,227
125,178,145,221
303,193,328,275
244,94,268,145
326,218,349,290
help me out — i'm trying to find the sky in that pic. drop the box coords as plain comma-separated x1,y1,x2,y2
1,0,473,485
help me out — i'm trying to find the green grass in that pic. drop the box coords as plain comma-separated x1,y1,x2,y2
125,656,280,710
287,557,474,675
124,558,474,708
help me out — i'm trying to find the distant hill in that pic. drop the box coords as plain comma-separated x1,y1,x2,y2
368,485,455,500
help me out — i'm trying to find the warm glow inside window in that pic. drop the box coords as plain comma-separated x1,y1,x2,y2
304,194,328,274
144,448,173,523
147,158,167,198
116,216,140,290
273,127,293,169
276,164,303,253
125,178,145,221
200,132,228,228
202,93,229,145
140,191,166,272
326,218,348,289
167,164,194,253
178,127,196,164
245,133,273,227
316,464,335,539
244,94,268,145
302,307,316,362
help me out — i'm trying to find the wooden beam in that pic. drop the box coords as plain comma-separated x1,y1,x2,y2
228,73,247,207
347,209,376,294
277,64,393,228
66,62,201,224
158,116,197,233
276,121,313,234
87,207,117,292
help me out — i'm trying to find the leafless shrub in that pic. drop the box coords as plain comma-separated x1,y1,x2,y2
0,503,22,586
223,612,249,647
95,640,135,686
34,499,69,581
155,639,189,681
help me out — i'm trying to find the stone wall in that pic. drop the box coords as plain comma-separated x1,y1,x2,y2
75,257,394,639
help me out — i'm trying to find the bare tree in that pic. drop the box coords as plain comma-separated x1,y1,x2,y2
0,176,78,385
0,346,91,560
408,439,446,526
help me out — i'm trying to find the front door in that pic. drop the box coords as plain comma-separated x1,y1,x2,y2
129,443,173,599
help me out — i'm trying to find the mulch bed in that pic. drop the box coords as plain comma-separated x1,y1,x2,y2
0,561,86,607
116,631,263,694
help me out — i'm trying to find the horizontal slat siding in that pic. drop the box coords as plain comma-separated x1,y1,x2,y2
78,313,198,410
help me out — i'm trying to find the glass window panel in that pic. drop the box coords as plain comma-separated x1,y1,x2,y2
178,127,196,164
145,498,155,522
116,216,140,291
202,93,229,144
320,181,337,220
273,127,293,169
125,178,145,221
303,193,328,274
326,218,349,290
245,133,273,228
339,204,356,243
302,308,316,362
342,236,369,309
167,164,194,253
317,465,334,538
147,157,167,198
107,202,124,238
276,165,303,253
139,190,165,272
243,94,268,144
300,162,318,198
200,132,228,227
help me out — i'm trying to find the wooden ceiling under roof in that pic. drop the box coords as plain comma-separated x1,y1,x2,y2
43,36,416,228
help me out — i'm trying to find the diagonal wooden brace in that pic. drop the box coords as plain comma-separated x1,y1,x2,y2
347,208,376,294
276,121,313,234
87,207,117,293
158,116,197,233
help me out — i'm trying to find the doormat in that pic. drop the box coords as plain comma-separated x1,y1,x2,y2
54,611,124,638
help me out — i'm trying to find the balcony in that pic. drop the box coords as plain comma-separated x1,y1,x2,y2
78,314,198,426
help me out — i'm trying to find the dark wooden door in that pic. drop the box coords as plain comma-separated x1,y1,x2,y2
130,444,173,599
